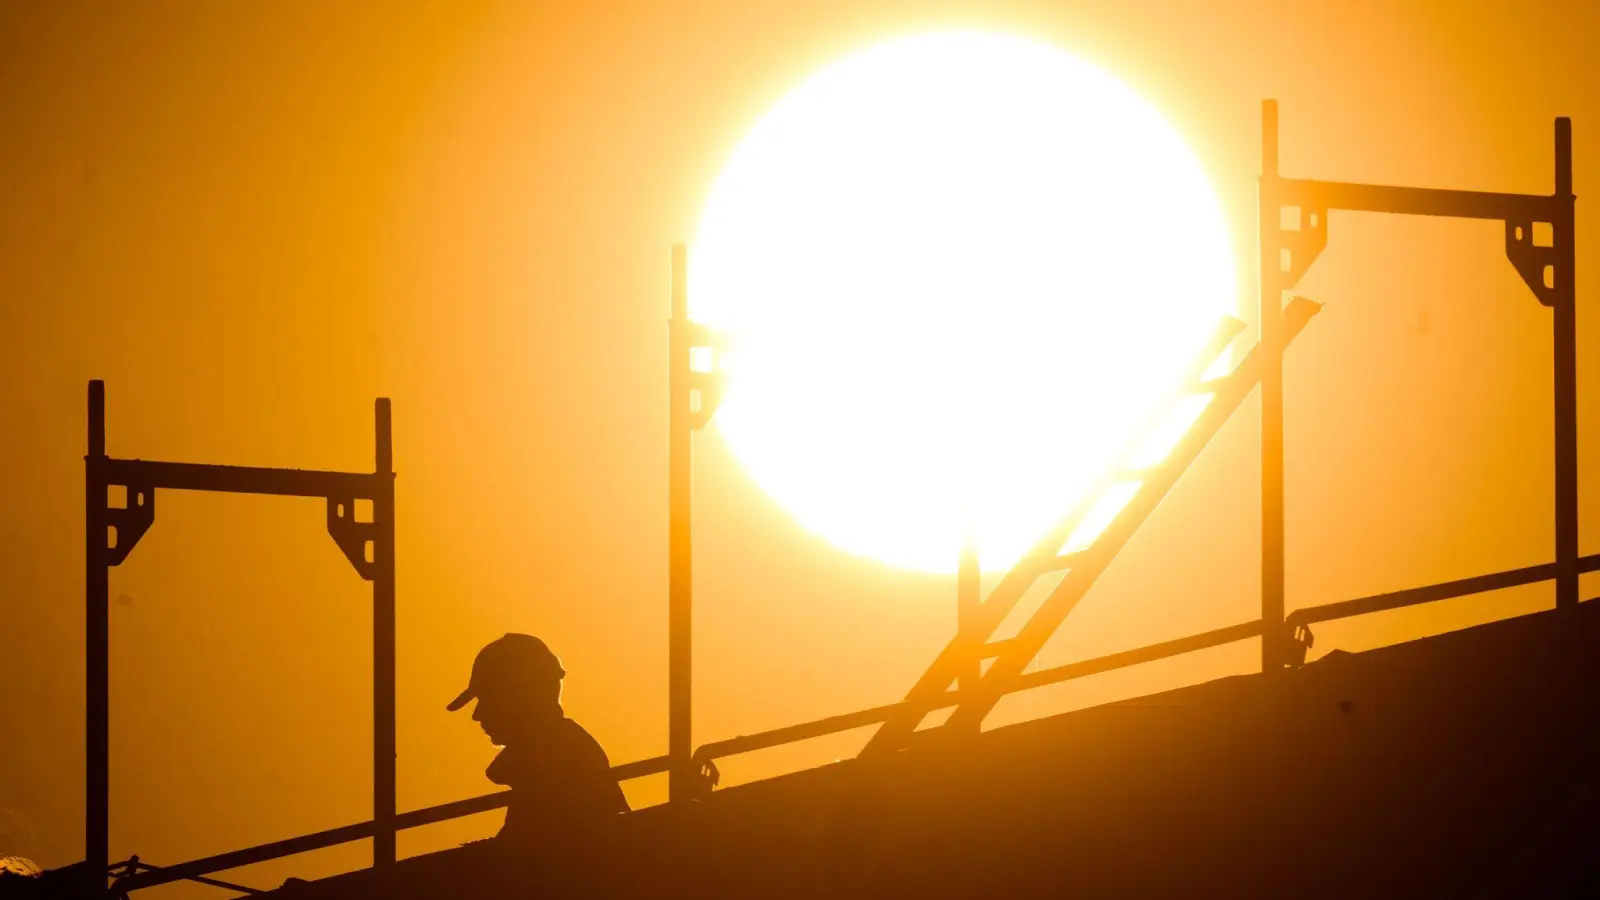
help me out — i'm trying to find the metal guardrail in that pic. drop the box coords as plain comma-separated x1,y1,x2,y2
114,553,1599,896
112,758,671,895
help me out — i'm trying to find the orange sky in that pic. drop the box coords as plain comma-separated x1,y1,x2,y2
3,0,1598,893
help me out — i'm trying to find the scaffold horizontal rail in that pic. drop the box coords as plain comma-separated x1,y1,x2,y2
113,756,671,894
1288,554,1600,631
1277,178,1560,220
103,458,387,499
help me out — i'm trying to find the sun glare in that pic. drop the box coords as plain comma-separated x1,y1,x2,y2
691,31,1236,573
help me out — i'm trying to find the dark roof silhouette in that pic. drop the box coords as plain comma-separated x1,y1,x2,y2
257,600,1600,900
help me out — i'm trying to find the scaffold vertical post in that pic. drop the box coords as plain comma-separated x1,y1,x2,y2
1553,117,1578,610
86,380,109,896
373,398,397,866
668,244,693,801
1259,99,1286,670
957,541,980,691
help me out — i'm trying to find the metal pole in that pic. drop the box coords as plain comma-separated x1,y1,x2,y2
668,244,693,800
956,540,980,691
1259,100,1286,670
1553,117,1578,610
86,380,109,894
372,399,396,865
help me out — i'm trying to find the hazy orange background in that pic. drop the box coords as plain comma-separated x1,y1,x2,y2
3,0,1598,893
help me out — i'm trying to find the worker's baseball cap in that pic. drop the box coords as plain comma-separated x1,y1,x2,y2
446,633,566,712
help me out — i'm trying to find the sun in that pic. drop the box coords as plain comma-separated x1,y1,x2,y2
690,31,1236,574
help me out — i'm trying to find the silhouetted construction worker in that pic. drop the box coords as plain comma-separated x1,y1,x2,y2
447,634,629,844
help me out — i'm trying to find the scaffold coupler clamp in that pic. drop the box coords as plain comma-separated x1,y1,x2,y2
688,751,721,801
1286,619,1315,668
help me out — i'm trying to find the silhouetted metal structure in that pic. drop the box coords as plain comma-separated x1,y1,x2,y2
83,382,398,895
1258,101,1579,668
860,304,1306,754
955,541,980,691
667,243,728,801
87,102,1587,898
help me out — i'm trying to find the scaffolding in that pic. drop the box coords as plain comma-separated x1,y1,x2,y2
84,384,399,887
99,101,1586,897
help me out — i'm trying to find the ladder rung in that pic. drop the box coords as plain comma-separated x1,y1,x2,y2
1031,551,1081,574
1193,363,1246,394
979,638,1013,658
1191,297,1320,394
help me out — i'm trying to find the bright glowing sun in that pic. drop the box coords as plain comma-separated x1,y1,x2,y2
691,32,1236,574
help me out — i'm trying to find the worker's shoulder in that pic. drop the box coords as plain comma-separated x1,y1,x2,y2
556,716,612,765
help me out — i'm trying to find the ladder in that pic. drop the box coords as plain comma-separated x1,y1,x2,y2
862,296,1322,755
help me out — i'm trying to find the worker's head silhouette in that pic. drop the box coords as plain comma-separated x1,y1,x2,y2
448,633,566,746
